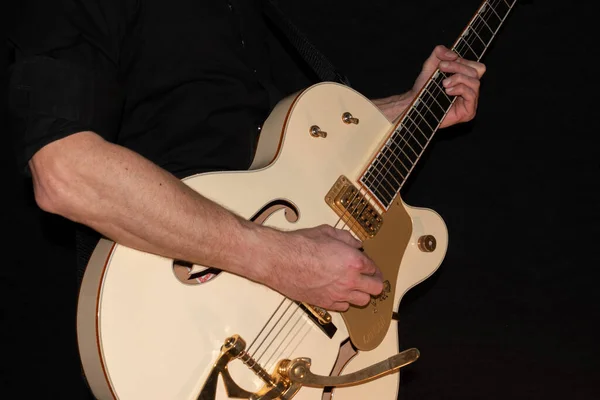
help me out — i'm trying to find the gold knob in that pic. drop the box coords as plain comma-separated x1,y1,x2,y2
417,235,436,252
293,365,306,379
342,112,359,124
309,125,327,138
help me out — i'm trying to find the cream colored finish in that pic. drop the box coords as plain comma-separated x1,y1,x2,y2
77,82,448,399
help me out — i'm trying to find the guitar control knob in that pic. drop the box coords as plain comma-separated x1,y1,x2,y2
417,235,436,252
342,112,359,124
309,125,327,138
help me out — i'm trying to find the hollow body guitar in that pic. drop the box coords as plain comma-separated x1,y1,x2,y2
77,2,516,398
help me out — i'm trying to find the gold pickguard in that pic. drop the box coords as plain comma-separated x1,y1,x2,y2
342,197,412,351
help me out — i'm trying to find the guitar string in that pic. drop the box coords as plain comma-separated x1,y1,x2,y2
379,0,506,193
333,0,507,236
253,300,303,364
262,318,314,374
257,305,307,368
247,298,295,355
266,318,314,373
269,0,518,374
316,0,518,368
324,0,509,309
239,0,516,379
248,300,314,374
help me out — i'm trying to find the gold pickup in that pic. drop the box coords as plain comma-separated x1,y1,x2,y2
325,176,383,240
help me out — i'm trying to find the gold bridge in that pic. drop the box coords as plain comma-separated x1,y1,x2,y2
197,335,420,400
301,302,331,325
325,176,383,240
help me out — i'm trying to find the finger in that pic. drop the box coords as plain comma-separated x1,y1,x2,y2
446,83,477,105
443,73,480,94
354,273,384,297
346,290,372,307
433,45,459,62
330,301,350,312
456,58,486,78
355,255,379,276
423,45,458,72
446,84,478,121
439,59,479,79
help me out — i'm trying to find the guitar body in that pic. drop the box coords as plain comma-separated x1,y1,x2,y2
77,82,448,399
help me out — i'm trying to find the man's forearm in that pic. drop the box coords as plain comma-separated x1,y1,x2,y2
30,131,272,282
371,91,415,122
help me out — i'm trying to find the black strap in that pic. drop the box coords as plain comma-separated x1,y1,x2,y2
263,0,351,87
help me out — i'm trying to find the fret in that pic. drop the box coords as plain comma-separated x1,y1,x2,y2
420,87,446,122
472,14,494,46
379,146,406,186
399,132,422,164
467,25,488,50
428,73,453,110
375,151,402,190
481,2,503,33
376,170,399,202
381,146,408,181
360,0,516,209
366,158,396,206
404,109,433,146
457,28,485,60
414,97,442,138
455,36,478,60
386,133,412,175
491,0,512,20
395,129,420,161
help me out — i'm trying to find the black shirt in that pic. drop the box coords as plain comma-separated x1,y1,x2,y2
8,0,314,274
8,0,311,179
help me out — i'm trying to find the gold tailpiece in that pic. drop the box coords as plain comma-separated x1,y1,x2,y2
197,335,419,400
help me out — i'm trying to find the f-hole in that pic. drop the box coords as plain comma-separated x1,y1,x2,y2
173,199,299,285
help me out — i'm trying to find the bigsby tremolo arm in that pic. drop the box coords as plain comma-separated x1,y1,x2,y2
198,335,420,400
283,348,419,388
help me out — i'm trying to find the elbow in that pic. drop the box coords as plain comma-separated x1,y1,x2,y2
28,131,107,221
29,150,78,218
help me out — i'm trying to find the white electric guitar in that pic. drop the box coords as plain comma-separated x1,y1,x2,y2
77,1,516,399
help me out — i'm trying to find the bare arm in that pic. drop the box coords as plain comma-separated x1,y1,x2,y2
32,131,261,277
31,131,383,311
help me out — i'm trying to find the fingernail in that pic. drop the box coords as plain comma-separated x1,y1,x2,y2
439,61,449,68
443,78,452,86
446,86,454,93
446,50,456,57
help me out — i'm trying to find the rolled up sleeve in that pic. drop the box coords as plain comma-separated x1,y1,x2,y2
8,0,133,175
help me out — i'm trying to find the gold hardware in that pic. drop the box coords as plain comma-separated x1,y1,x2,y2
342,112,359,124
286,348,420,388
343,198,412,350
199,335,302,400
199,335,419,399
197,335,254,399
325,176,383,240
301,303,332,324
417,235,436,252
309,125,327,138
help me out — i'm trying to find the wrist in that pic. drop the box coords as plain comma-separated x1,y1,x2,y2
372,91,415,121
228,218,285,286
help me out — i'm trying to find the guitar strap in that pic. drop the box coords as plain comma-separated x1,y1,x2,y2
262,0,352,87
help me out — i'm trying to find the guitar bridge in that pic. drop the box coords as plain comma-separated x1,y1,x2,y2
325,176,383,240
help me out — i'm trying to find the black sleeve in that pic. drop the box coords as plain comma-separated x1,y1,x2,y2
8,0,136,175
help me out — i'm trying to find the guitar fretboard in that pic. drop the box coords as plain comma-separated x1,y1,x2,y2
361,0,516,209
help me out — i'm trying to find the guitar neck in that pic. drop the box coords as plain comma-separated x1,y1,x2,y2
360,0,517,210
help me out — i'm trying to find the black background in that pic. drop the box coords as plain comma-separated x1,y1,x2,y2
2,0,599,399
